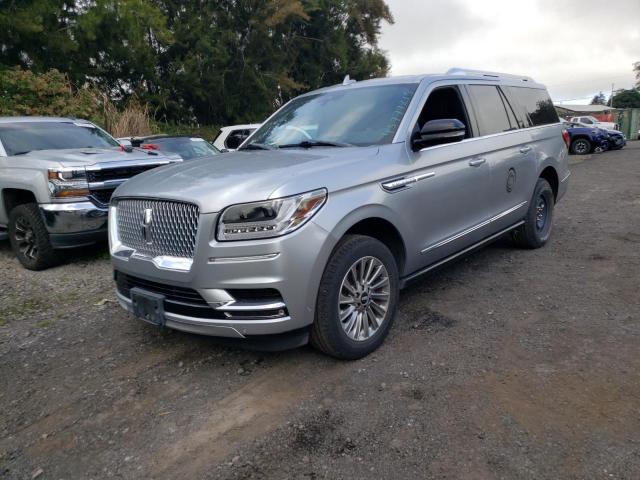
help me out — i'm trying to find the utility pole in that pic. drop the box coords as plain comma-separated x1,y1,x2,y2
610,83,614,107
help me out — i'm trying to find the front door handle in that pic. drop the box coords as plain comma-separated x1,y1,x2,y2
469,158,486,167
519,146,532,154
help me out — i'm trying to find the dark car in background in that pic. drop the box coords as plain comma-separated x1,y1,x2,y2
122,135,220,160
561,119,609,155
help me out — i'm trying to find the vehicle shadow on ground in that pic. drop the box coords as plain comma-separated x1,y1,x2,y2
0,238,110,264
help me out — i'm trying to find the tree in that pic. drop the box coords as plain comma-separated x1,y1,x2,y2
590,92,606,105
634,61,639,87
611,89,640,109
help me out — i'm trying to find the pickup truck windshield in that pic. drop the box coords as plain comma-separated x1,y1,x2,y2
243,84,418,149
0,121,119,156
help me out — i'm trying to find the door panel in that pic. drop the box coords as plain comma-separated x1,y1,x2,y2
407,140,492,268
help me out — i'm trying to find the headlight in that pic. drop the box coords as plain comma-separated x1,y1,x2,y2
217,189,327,241
48,168,90,198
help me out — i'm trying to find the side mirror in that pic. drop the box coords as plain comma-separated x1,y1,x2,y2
412,119,466,150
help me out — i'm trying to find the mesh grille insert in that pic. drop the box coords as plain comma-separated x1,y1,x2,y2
116,198,199,259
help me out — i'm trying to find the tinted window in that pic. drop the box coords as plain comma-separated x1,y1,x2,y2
416,86,472,141
508,87,559,126
246,84,418,148
468,85,513,136
0,121,118,156
143,137,219,160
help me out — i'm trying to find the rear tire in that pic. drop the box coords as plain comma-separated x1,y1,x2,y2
512,178,554,249
8,203,60,270
310,235,399,360
570,138,591,155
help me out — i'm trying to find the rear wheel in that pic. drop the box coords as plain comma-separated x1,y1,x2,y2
570,138,591,155
8,203,60,270
512,178,554,249
311,235,399,360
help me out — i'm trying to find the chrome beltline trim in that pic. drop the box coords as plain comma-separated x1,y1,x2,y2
421,201,527,254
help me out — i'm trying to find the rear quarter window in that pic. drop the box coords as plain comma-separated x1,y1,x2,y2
507,87,558,127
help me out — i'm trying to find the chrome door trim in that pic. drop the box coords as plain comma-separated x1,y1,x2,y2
561,171,571,183
382,171,435,191
403,221,525,286
421,201,527,254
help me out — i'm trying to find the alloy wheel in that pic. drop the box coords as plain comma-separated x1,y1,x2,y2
14,216,38,260
338,256,390,341
535,196,547,231
574,140,589,154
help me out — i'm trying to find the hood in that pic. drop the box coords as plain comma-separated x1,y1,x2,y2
20,148,176,168
113,146,383,213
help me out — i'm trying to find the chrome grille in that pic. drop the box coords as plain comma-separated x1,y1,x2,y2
116,199,199,259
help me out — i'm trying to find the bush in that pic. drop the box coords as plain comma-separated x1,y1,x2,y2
0,67,100,120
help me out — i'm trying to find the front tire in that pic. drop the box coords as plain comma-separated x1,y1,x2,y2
512,178,554,249
570,138,591,155
8,203,60,270
311,235,399,360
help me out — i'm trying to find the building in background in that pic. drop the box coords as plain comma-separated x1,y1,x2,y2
554,104,618,123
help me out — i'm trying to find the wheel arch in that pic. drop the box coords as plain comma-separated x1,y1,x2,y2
538,166,559,201
1,188,37,222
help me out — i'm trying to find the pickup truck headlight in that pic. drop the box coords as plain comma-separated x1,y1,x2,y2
48,168,90,198
217,189,327,241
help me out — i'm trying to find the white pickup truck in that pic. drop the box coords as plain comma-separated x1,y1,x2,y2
569,115,618,131
0,117,180,270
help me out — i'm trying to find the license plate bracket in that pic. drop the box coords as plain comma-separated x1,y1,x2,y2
130,288,165,326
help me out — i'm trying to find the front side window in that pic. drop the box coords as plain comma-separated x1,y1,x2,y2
468,85,514,136
0,121,119,156
244,84,418,149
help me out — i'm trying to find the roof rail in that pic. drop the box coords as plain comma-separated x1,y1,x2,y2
446,67,535,83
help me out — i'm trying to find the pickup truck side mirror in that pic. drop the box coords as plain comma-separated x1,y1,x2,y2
412,119,466,150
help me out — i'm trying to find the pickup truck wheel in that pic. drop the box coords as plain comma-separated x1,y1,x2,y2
570,138,591,155
311,235,399,360
8,203,60,270
512,178,554,249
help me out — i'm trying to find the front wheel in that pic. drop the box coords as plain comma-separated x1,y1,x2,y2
311,235,399,360
570,138,591,155
512,178,555,249
8,203,60,270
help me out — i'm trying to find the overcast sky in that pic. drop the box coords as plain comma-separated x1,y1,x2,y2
379,0,639,104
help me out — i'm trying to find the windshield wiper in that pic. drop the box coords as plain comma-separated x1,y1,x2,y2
12,150,31,155
239,143,275,151
279,140,352,149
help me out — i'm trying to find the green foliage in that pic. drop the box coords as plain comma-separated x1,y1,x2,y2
590,92,606,106
611,89,640,109
635,61,639,87
0,67,100,119
0,0,394,127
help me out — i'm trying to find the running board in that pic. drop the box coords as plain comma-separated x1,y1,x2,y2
400,221,524,288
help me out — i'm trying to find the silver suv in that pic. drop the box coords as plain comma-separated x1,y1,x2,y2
110,68,570,359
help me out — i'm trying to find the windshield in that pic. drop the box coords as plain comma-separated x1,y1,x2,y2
0,121,119,156
140,137,220,160
244,83,418,149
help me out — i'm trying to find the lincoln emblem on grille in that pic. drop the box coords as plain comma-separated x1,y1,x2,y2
142,208,153,244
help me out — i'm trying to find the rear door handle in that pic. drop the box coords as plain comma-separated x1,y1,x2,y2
519,146,532,154
469,158,486,167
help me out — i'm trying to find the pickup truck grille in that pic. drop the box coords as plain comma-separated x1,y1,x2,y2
86,164,161,183
115,198,199,259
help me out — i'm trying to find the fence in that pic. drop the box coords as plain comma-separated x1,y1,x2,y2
616,109,640,140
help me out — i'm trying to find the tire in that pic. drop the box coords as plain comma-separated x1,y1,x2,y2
512,178,555,249
570,138,591,155
310,235,399,360
8,203,60,270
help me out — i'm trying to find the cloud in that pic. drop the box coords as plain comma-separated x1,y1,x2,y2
379,0,639,103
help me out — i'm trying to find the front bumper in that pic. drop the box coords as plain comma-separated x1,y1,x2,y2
40,201,108,248
111,214,336,339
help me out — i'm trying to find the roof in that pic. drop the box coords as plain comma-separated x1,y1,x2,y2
0,116,90,124
554,104,617,113
305,68,546,97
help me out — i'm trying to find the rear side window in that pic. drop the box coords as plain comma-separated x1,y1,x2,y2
508,87,558,126
468,85,514,136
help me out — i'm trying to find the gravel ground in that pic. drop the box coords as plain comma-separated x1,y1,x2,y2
1,143,639,480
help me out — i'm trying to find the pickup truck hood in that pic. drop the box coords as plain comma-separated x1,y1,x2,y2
19,148,174,168
113,146,382,213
